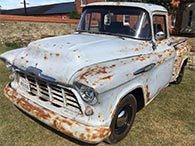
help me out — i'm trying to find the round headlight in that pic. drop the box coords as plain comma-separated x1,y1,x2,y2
75,82,98,105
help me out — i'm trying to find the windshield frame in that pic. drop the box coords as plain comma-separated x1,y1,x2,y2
77,6,152,40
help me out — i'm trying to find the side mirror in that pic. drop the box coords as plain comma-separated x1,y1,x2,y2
155,31,165,41
104,13,113,26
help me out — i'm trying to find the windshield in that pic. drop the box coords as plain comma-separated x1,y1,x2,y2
77,6,151,40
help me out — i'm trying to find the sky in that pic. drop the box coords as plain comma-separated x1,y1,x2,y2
0,0,74,10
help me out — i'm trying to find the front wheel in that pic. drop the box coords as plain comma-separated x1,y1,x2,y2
106,94,137,144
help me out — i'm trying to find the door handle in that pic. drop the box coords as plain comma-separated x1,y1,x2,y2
133,63,156,75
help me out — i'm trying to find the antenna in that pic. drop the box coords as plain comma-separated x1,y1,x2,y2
20,0,29,15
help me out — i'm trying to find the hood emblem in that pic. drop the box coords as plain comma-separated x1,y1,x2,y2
26,66,56,82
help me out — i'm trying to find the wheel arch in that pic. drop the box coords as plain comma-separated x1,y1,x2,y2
183,58,188,66
113,86,145,114
129,88,145,112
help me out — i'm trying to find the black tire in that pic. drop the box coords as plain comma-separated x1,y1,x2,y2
106,94,137,144
174,64,185,84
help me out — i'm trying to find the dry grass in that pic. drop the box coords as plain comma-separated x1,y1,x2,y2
0,46,195,146
188,37,195,46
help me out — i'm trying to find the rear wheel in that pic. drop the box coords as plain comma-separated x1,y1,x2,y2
174,64,185,84
106,94,137,144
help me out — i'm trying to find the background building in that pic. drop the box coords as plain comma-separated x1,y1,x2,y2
180,3,195,36
1,2,75,18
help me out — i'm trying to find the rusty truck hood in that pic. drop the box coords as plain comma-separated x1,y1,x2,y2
1,33,150,84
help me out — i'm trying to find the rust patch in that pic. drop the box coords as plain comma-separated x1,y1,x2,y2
158,54,163,58
100,75,113,80
157,58,166,66
140,41,149,47
79,66,108,83
53,117,74,137
92,75,113,86
136,55,146,62
91,128,111,141
98,112,102,118
44,55,48,60
35,63,38,67
156,41,161,47
60,118,73,127
168,49,174,56
144,85,150,102
79,133,85,140
146,54,151,59
56,53,60,57
18,98,51,120
77,68,83,72
133,48,139,52
110,64,116,68
80,74,89,84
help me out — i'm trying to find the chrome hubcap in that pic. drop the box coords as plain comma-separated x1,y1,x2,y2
117,110,127,128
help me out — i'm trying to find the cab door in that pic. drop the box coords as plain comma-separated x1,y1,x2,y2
154,14,175,88
146,14,176,101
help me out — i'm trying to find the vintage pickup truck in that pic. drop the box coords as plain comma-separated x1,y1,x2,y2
0,2,191,144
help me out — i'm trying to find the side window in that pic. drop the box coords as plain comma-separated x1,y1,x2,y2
84,12,101,32
153,15,167,40
188,10,193,27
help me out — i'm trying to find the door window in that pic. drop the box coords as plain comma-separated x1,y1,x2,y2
153,15,167,40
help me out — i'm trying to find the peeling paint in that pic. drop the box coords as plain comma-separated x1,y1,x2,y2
136,55,146,61
144,85,150,102
35,63,38,67
56,53,60,57
92,75,113,86
133,48,139,52
171,40,191,82
44,55,48,60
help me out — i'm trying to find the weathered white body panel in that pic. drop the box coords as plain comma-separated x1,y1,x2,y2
9,33,149,84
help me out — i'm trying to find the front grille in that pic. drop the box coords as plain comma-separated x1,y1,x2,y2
17,71,82,114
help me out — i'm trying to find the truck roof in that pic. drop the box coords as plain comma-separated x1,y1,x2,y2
86,2,167,13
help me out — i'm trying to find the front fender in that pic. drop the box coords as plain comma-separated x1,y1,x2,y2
70,54,156,94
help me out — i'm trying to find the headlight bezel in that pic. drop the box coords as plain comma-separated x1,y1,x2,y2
74,82,98,105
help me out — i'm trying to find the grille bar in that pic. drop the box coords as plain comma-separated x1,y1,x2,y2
17,71,82,114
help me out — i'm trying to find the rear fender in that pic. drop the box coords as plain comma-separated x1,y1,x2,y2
171,39,191,82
